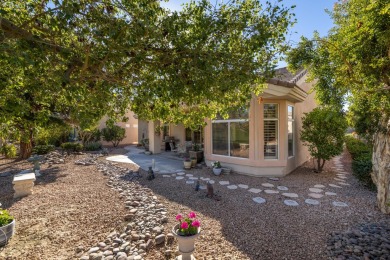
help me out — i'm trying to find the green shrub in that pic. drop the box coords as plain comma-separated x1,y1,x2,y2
300,107,347,172
35,124,72,146
61,142,83,154
78,128,101,145
84,142,102,151
0,208,14,227
0,144,17,158
101,125,126,147
32,145,55,155
345,135,375,190
344,135,371,159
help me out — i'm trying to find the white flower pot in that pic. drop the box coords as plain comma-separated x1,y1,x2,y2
172,224,201,260
0,219,15,247
212,168,222,176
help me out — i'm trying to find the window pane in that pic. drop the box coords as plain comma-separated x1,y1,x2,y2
264,121,278,159
215,106,249,120
264,104,278,119
288,121,293,157
230,122,249,158
288,106,294,120
212,123,229,155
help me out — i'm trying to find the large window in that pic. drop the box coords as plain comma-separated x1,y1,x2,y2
288,106,294,157
264,104,278,159
212,108,249,158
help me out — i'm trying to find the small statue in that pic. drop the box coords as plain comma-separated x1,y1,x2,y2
206,181,214,198
195,180,200,191
147,166,155,180
27,155,43,176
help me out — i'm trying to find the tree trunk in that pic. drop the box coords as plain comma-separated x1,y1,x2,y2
371,117,390,214
19,129,33,159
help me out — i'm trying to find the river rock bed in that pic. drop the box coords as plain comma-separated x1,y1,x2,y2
326,221,390,259
77,158,172,260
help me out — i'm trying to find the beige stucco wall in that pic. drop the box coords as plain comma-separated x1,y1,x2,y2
204,77,317,177
98,110,139,146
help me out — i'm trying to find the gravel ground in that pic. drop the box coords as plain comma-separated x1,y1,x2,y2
0,149,388,260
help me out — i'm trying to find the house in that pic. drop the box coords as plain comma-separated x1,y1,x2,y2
99,67,317,176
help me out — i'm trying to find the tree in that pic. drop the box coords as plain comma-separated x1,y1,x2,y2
287,0,390,213
102,126,126,147
0,0,295,158
301,107,347,173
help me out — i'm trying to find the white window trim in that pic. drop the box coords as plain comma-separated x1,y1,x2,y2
287,105,295,158
264,103,279,160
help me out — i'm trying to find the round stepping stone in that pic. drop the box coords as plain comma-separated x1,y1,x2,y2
338,182,350,186
189,177,199,180
309,188,323,193
253,197,266,204
162,175,171,178
264,189,279,194
227,185,238,190
305,199,320,205
219,181,229,185
308,193,324,199
248,188,262,193
277,186,288,191
314,184,326,188
261,183,274,188
199,185,206,190
238,184,249,189
160,170,169,174
282,193,298,198
186,180,194,184
332,201,348,207
176,176,184,180
201,177,210,181
185,174,193,177
329,184,342,188
268,177,280,181
177,172,185,176
284,200,299,206
336,176,347,179
208,180,215,184
325,192,337,196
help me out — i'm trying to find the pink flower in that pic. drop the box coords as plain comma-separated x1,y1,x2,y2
188,212,196,218
191,220,200,228
181,222,189,229
176,214,183,221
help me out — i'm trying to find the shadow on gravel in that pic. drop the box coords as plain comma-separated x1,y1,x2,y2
35,167,64,186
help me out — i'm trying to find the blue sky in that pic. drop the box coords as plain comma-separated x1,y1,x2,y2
160,0,336,67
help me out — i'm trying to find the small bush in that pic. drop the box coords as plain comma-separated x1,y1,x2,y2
32,145,55,155
344,135,371,159
0,208,14,227
345,135,375,190
78,128,101,145
61,142,83,154
101,125,126,147
0,144,17,158
84,142,102,151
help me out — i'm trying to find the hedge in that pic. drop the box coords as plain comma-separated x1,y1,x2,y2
345,135,376,190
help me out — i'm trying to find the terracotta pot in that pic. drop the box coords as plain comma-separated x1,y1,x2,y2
191,159,197,167
172,224,201,260
183,161,192,169
212,168,222,176
0,219,15,247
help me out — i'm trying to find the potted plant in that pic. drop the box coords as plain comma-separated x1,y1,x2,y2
189,143,203,163
183,158,192,169
0,205,15,247
172,212,201,260
211,161,222,175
